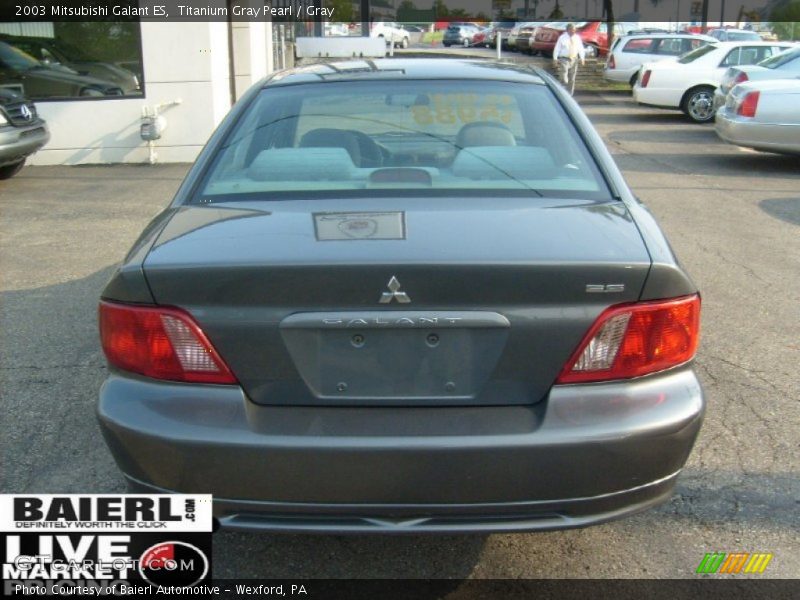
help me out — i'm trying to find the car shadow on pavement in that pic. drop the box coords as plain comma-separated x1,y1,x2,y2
212,531,488,579
611,151,800,178
585,110,689,126
0,265,124,494
608,128,719,145
760,197,800,226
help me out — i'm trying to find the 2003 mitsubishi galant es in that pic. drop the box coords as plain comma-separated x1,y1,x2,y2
97,60,704,533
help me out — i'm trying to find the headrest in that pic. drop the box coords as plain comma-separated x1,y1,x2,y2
300,128,362,165
247,148,356,181
451,146,557,180
455,121,517,148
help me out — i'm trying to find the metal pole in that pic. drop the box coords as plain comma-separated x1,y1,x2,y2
497,32,502,60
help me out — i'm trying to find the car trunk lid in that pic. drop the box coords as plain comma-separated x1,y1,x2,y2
142,197,651,406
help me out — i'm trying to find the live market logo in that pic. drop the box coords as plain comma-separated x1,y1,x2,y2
1,495,213,595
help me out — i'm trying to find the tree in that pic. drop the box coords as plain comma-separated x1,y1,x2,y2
770,0,800,40
603,0,615,54
327,0,353,22
548,1,563,19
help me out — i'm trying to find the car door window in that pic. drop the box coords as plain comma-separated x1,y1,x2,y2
623,38,655,53
720,47,741,66
737,46,776,65
655,38,685,55
682,38,705,52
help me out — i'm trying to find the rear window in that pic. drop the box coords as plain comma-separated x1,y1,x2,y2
678,44,717,63
196,79,610,202
623,38,655,53
759,46,800,69
725,31,762,41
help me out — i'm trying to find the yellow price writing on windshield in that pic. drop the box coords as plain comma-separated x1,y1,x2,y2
411,94,515,126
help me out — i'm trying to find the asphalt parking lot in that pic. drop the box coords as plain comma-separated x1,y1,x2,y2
1,90,798,579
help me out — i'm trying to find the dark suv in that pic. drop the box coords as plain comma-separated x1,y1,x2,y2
0,35,140,94
0,87,49,179
0,42,123,99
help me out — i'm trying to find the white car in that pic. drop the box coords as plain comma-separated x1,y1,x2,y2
632,41,794,122
715,78,800,154
605,33,715,86
714,46,800,111
370,22,410,48
707,28,763,42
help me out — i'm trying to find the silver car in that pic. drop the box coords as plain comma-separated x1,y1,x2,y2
715,78,800,154
714,46,800,111
97,59,704,534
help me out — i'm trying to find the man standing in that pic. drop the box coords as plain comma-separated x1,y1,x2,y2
552,23,586,96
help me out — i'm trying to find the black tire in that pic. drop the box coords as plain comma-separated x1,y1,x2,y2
629,72,639,88
0,159,25,180
681,85,716,123
443,42,451,47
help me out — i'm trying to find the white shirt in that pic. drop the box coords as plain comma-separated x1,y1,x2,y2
553,31,585,61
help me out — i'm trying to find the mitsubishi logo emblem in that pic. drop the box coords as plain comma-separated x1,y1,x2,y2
379,276,411,304
20,104,33,121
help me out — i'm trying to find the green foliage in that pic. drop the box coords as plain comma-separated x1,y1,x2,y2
53,22,141,63
548,1,564,19
772,21,800,40
770,0,800,40
327,0,354,22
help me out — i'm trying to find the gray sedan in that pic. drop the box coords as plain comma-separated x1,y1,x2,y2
97,59,704,534
715,78,800,154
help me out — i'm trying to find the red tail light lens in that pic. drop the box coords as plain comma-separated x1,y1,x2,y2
557,295,701,384
99,301,237,384
734,71,749,85
608,55,616,69
641,70,651,88
736,91,760,118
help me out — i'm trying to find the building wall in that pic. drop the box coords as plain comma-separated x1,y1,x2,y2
29,21,270,166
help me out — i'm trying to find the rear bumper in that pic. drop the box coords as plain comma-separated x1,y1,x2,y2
97,366,705,533
715,108,800,155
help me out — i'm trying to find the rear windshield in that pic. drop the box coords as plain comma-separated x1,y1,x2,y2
725,31,762,41
759,46,800,69
196,79,611,202
678,44,717,63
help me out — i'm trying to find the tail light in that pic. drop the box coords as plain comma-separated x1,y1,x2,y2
608,55,616,69
99,301,237,384
736,91,760,118
734,71,749,85
641,70,652,87
556,294,700,384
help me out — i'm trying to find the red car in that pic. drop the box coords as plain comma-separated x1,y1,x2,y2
532,21,640,57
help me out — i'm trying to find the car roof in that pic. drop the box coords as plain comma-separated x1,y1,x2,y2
264,59,546,88
620,33,715,40
712,40,791,47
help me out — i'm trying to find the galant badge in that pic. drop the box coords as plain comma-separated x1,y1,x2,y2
379,276,411,304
